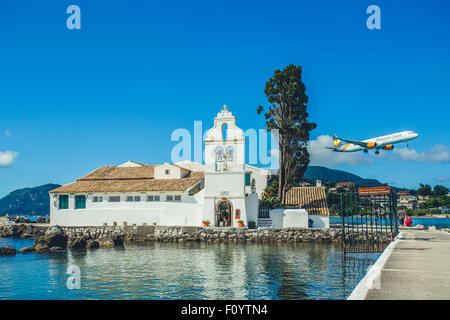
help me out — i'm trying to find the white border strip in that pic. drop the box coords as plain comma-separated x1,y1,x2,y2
347,232,404,300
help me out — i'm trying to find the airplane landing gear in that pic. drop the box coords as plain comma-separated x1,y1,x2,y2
375,150,380,155
364,149,368,153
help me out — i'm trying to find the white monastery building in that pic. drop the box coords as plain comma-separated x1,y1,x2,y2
50,106,329,228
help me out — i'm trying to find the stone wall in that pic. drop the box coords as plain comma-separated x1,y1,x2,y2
137,226,342,243
2,224,343,243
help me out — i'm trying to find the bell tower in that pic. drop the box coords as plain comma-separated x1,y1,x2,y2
203,106,248,227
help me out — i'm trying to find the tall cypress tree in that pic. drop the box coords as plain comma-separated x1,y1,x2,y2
257,65,316,203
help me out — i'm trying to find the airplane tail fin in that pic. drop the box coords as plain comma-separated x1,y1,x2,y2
332,134,342,148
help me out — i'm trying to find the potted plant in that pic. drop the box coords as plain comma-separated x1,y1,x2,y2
202,220,210,227
237,220,245,228
251,178,256,193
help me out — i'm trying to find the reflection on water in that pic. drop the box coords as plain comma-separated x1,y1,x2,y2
0,238,378,300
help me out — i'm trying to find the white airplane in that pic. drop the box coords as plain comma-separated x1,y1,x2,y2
327,131,419,154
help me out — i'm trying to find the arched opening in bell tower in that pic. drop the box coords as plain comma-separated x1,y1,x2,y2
221,123,228,141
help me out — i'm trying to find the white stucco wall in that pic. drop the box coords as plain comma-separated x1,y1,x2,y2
154,163,189,179
269,208,309,228
204,172,245,197
268,208,329,229
245,193,259,226
308,215,330,228
50,191,204,227
244,165,269,199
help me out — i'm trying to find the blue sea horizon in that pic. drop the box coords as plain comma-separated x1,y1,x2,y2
330,217,450,230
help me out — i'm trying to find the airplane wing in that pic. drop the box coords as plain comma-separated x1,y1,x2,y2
325,147,341,152
334,135,376,149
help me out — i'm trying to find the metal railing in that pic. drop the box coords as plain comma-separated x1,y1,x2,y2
258,206,271,219
341,192,398,254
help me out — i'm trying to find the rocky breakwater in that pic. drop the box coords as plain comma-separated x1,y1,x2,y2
19,225,69,254
17,225,128,254
0,246,16,256
0,224,45,239
153,226,342,243
64,226,129,249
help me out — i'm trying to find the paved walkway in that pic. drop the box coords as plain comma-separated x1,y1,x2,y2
360,230,450,300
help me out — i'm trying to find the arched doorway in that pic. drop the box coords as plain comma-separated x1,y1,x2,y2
216,199,232,227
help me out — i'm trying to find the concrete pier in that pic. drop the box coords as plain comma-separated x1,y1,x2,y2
349,230,450,300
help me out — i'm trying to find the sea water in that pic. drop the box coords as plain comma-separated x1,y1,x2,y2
0,238,378,300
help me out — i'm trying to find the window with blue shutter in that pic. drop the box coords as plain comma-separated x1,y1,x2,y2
245,173,251,186
75,195,86,209
59,195,68,209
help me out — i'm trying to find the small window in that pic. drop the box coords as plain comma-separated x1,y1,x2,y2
174,195,181,201
147,195,154,202
167,195,173,201
93,196,103,203
134,196,141,202
165,169,170,175
126,196,133,202
154,195,160,201
59,195,68,209
109,196,121,202
75,195,86,209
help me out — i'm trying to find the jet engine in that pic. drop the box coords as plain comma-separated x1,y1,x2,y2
383,145,394,150
366,142,377,149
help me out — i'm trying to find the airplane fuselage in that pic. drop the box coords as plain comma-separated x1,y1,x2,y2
338,131,418,152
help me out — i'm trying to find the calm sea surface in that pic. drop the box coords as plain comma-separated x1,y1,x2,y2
330,217,450,229
0,238,378,300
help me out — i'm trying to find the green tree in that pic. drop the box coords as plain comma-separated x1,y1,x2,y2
264,179,279,198
257,65,316,203
433,185,449,196
416,183,432,196
261,180,281,208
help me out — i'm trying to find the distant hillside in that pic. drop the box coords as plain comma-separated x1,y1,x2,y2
0,184,61,216
304,166,384,187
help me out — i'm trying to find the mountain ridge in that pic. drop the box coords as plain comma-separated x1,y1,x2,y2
0,184,61,216
304,166,384,187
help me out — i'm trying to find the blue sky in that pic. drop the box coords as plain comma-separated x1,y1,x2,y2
0,0,449,197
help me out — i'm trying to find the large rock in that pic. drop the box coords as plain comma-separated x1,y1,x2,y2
86,240,100,249
34,243,49,253
1,224,25,238
33,225,68,253
428,226,437,232
97,235,124,247
19,246,35,254
0,246,16,256
97,237,114,247
113,235,124,246
68,237,87,249
45,225,64,237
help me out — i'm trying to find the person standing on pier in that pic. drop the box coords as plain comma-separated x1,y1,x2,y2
398,210,406,227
